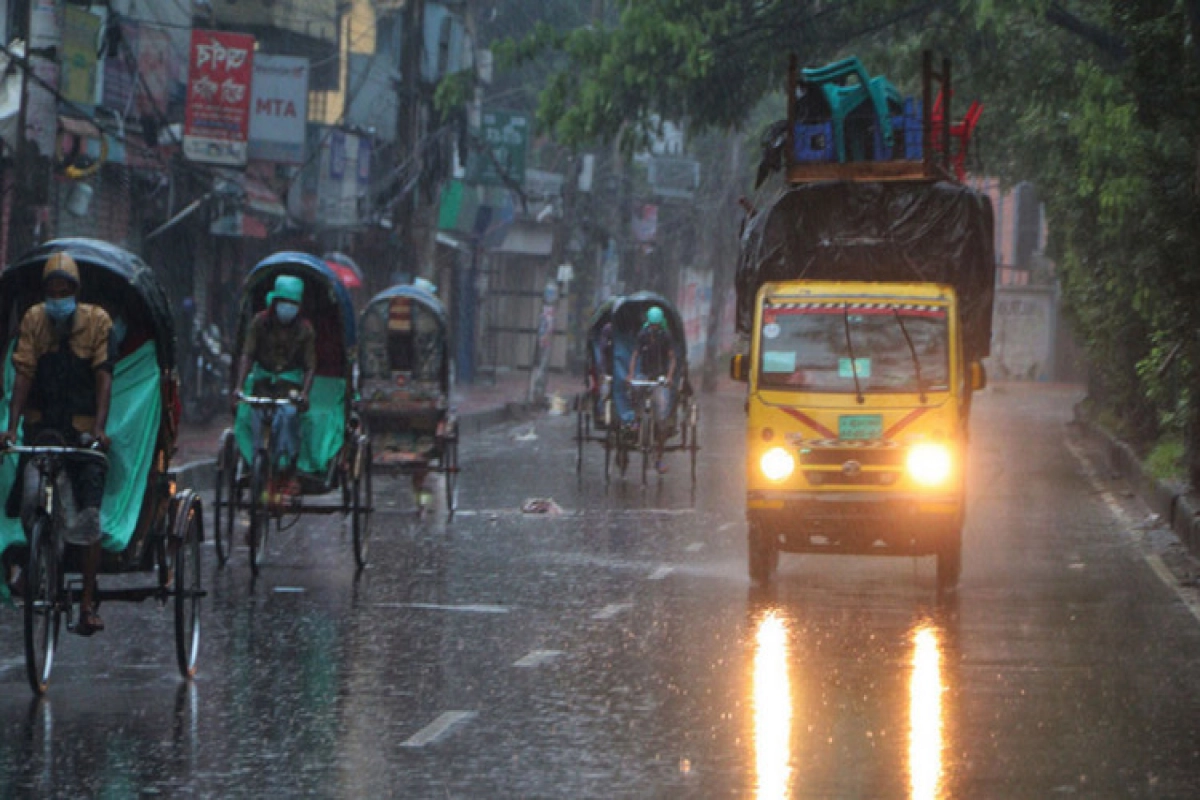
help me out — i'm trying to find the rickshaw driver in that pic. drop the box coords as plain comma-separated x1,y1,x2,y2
1,252,113,635
232,274,316,497
628,306,677,474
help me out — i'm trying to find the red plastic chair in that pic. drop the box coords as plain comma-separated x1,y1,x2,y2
931,89,983,180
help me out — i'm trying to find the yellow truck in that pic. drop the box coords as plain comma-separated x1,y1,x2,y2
733,179,995,589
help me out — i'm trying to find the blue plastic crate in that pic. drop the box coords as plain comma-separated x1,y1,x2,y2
890,116,908,159
793,122,835,162
905,131,923,159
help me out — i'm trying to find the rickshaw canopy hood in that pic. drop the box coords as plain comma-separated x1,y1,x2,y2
614,292,688,369
242,252,357,349
0,238,176,369
363,284,449,330
359,284,451,392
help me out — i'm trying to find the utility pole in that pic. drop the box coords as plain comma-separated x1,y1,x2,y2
701,131,743,392
393,0,426,282
7,0,61,263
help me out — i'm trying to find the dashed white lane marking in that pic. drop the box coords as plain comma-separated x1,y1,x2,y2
648,566,674,580
373,602,509,615
591,603,632,620
513,650,563,667
401,711,477,748
685,542,705,552
717,522,738,533
273,587,306,594
1066,437,1200,625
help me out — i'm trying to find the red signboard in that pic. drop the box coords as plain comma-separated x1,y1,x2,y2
183,29,255,166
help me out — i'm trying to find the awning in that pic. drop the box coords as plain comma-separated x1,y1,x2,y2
244,175,287,218
494,221,553,256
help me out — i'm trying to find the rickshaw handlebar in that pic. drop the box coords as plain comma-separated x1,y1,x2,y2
0,444,108,464
236,392,300,408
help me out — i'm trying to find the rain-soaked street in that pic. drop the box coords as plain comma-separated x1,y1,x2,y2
4,383,1200,798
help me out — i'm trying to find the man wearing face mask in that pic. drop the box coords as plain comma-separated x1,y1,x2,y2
232,274,316,496
1,252,113,635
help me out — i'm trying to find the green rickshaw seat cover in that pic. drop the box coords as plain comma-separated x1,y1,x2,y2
233,375,346,475
0,339,162,557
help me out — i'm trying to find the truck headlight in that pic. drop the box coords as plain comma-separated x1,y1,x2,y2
760,447,795,482
907,443,952,486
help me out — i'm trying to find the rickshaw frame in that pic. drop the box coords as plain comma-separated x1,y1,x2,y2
575,291,700,486
0,238,204,695
357,284,459,518
211,252,371,573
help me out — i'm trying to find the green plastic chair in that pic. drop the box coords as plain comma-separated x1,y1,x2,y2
801,57,902,162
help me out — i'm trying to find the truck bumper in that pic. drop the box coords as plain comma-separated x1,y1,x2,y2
746,491,962,555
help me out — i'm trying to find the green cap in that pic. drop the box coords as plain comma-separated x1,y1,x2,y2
266,274,304,308
646,306,665,327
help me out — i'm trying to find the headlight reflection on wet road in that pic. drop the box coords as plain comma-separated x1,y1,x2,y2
753,609,792,800
909,623,944,800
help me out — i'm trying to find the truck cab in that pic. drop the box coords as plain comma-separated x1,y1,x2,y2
733,280,984,588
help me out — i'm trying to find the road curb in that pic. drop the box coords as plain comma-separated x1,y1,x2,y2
1073,404,1200,557
172,401,542,493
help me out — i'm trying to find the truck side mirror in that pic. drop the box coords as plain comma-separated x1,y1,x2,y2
730,353,749,383
970,361,987,391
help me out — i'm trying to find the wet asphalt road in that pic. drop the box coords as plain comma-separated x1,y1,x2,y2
4,383,1200,798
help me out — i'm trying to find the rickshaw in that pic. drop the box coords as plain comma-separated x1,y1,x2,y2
0,238,203,695
212,252,371,572
575,292,700,485
358,284,458,516
574,295,619,476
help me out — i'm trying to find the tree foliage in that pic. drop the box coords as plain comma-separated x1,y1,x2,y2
502,0,1200,477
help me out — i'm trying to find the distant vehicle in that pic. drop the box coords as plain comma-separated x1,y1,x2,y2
183,320,231,424
574,292,699,486
732,53,995,590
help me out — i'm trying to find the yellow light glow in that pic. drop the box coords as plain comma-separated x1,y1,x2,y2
909,624,944,800
753,610,793,800
906,444,952,486
760,448,796,482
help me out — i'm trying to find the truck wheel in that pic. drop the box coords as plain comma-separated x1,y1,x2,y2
936,528,962,591
748,522,778,585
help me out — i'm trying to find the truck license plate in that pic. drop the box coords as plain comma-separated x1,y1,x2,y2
839,414,882,441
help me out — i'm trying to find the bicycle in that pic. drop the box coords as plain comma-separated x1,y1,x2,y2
2,441,109,691
233,392,303,575
626,376,700,486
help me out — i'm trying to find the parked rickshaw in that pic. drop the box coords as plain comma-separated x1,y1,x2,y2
358,283,458,516
213,252,371,572
575,292,700,485
0,239,203,695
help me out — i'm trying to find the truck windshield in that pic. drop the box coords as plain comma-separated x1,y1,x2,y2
758,302,949,393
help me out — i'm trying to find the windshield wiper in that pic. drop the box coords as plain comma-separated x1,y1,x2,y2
842,303,865,405
892,305,927,404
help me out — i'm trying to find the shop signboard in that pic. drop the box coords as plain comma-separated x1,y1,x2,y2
465,110,527,187
183,29,255,166
61,6,100,106
249,54,309,163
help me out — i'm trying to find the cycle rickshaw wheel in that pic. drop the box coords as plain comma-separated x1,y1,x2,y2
575,396,587,475
688,404,700,486
172,493,203,679
603,400,614,483
641,414,655,485
24,515,61,696
214,430,238,566
352,436,372,569
248,451,269,575
443,432,458,515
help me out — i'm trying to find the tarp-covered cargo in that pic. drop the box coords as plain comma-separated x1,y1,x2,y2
737,180,996,359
